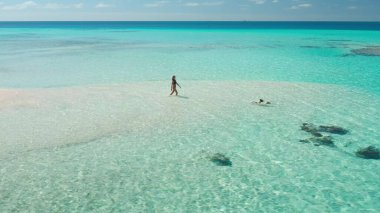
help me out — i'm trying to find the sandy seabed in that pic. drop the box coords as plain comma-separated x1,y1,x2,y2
0,81,379,212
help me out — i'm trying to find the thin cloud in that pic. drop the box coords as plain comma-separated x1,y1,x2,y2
73,3,83,9
250,0,266,5
184,2,199,7
203,1,224,6
291,3,312,9
184,1,224,7
144,1,170,7
1,1,37,10
1,1,84,10
43,3,70,9
43,3,83,10
95,3,112,9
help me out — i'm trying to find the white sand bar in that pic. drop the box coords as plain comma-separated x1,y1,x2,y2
0,81,379,212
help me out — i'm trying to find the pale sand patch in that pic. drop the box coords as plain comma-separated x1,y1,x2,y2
0,81,379,157
0,89,41,109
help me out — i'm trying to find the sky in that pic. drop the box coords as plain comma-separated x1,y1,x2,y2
0,0,379,21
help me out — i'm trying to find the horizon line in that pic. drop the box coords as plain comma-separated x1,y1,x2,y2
1,20,380,22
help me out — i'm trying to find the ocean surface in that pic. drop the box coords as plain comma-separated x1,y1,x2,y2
0,22,379,212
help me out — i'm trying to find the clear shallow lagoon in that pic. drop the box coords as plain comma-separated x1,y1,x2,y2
1,22,380,93
0,22,379,212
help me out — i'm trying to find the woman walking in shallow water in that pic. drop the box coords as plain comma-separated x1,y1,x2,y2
170,75,181,96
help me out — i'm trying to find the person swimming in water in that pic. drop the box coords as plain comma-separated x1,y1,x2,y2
170,75,181,96
253,99,271,105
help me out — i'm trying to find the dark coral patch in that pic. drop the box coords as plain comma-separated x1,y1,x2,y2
210,153,232,166
301,123,319,133
328,39,352,42
300,45,322,49
318,125,349,135
356,146,380,159
299,136,335,147
351,46,380,57
301,123,349,135
311,132,323,137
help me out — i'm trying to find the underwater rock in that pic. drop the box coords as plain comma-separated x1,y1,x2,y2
351,46,380,57
299,139,309,143
356,146,380,159
301,123,349,135
328,39,352,42
311,132,323,137
301,123,319,134
300,45,321,49
318,125,349,135
210,153,232,166
299,136,335,147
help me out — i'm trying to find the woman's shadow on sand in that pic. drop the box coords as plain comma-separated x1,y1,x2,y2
169,95,190,99
177,95,190,99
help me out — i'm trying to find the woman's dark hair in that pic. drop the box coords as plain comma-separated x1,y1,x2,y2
172,75,176,80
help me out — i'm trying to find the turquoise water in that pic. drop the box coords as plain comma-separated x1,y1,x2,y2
0,22,379,212
1,24,380,93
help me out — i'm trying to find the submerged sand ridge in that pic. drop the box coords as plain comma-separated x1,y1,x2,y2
0,81,379,157
0,84,169,156
0,81,380,212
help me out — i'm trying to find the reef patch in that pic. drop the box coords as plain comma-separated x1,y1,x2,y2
356,146,380,159
351,46,380,57
209,153,232,166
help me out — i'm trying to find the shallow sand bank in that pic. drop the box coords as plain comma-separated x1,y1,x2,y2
0,81,379,212
0,81,379,156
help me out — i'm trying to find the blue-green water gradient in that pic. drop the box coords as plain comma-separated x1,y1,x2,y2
1,22,380,94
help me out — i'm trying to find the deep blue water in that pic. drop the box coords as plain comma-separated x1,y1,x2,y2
1,21,380,30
